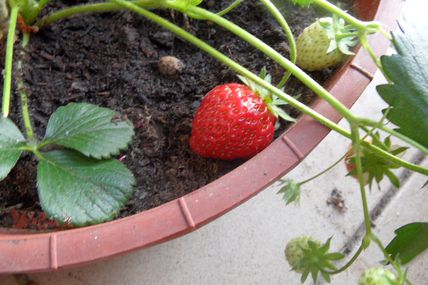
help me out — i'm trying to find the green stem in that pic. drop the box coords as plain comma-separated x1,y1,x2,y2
313,0,374,31
360,119,428,155
370,233,411,285
35,2,125,28
187,6,357,122
112,0,428,177
327,237,367,274
351,124,372,235
378,26,393,41
17,33,35,142
300,153,346,185
217,0,244,17
370,234,401,273
258,0,296,88
336,31,359,40
2,5,18,118
359,34,387,77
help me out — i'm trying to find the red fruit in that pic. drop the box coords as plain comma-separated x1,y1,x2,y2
190,83,276,160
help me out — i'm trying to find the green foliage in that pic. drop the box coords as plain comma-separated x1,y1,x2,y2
277,179,301,205
385,223,428,265
43,103,134,159
0,118,26,180
0,103,135,226
377,18,428,148
348,135,407,189
37,150,135,226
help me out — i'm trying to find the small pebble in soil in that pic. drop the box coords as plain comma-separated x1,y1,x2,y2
158,55,185,76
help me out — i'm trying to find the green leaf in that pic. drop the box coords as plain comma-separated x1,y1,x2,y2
277,179,301,205
37,150,135,226
0,118,26,180
385,222,428,265
377,18,428,148
43,103,134,159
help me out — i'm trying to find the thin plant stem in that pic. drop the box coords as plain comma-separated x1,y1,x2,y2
327,238,367,274
35,3,124,28
370,233,412,284
17,33,35,142
111,0,428,177
360,118,428,155
2,5,19,118
313,0,376,31
351,124,372,235
35,1,155,28
300,153,346,185
378,26,393,41
258,0,296,88
370,234,401,273
217,0,244,16
359,34,387,77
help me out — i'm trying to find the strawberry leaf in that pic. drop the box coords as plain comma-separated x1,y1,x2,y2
0,118,26,181
386,222,428,265
377,18,428,148
37,150,135,226
42,103,134,159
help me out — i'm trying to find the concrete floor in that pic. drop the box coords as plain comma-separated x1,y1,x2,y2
1,0,427,284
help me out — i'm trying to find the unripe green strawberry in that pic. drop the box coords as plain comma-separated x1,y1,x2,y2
296,17,356,71
284,236,321,273
359,267,397,285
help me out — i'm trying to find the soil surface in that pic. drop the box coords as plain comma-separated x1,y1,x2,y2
0,0,352,229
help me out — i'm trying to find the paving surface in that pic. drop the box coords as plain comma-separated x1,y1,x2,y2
1,0,427,284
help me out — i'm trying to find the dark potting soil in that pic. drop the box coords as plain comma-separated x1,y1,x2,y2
0,0,353,229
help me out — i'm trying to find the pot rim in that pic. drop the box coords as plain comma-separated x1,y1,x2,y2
0,0,403,274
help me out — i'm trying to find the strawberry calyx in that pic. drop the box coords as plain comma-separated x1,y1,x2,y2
238,68,296,123
319,16,359,56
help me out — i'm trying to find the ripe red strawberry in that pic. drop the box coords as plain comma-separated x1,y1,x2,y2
190,83,277,160
296,17,357,71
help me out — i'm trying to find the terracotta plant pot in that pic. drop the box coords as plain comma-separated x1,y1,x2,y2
0,0,403,274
